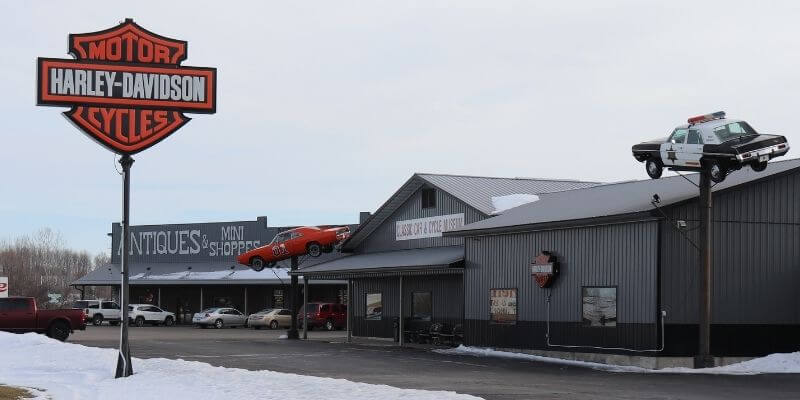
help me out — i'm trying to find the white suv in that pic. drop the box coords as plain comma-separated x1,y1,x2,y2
73,300,121,326
128,304,176,327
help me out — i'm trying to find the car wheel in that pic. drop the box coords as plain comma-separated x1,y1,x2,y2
164,316,175,327
752,160,768,172
270,320,279,329
251,256,266,272
48,321,70,342
707,160,727,183
325,319,335,331
214,319,224,329
135,317,145,327
92,314,104,326
646,159,663,179
307,242,322,258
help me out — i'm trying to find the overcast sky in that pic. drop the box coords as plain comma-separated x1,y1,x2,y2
2,1,799,255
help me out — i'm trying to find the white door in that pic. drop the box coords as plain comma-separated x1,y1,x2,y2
679,129,704,168
660,128,688,167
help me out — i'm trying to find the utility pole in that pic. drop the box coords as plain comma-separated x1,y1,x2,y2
115,155,134,378
695,168,714,368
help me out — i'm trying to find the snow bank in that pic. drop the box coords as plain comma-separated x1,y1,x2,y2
435,345,800,375
490,194,539,214
0,332,479,400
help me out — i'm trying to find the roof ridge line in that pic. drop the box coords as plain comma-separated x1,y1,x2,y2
415,172,600,183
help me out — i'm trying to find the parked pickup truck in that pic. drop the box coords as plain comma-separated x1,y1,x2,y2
0,297,86,341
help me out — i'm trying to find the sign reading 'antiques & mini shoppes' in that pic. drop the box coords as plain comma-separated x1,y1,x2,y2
36,19,217,154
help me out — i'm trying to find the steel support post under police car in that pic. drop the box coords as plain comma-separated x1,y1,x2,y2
695,168,714,368
115,155,134,378
288,256,300,339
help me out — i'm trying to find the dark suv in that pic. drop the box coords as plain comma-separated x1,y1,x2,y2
297,302,346,331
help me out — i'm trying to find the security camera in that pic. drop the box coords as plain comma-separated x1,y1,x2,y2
676,220,687,229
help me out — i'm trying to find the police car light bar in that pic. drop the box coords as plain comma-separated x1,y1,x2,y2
688,111,726,124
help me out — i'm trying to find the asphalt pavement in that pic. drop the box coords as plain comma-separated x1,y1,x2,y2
70,325,800,400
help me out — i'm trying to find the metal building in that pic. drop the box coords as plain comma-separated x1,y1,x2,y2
446,158,800,357
73,218,349,323
295,173,599,340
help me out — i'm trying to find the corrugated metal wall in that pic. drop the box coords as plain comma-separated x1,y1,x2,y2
357,186,485,253
464,221,659,323
661,169,800,325
351,275,464,338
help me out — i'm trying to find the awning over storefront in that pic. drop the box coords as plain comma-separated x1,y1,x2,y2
72,261,344,286
292,246,465,279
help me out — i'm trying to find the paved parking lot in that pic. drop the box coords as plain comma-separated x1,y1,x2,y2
71,326,800,400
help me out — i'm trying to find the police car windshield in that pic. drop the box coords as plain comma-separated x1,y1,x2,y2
713,122,757,142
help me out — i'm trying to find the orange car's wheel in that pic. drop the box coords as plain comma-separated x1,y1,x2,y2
307,242,322,257
251,256,266,272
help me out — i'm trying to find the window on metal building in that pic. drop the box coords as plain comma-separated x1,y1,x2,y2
582,286,617,327
421,188,436,209
412,292,432,321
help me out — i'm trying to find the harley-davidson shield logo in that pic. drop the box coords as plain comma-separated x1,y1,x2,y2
36,19,216,155
531,251,559,288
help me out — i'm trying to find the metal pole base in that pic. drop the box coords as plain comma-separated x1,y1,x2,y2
115,347,133,377
693,355,715,369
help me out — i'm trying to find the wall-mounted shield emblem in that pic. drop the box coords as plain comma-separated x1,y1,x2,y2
531,251,559,288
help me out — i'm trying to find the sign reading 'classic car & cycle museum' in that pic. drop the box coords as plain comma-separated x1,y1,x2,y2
36,19,217,155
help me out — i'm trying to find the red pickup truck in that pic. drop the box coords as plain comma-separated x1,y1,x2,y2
0,297,86,341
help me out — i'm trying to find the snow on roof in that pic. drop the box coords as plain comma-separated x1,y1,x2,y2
490,194,540,215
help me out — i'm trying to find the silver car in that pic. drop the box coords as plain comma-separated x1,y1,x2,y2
192,307,247,329
247,308,292,329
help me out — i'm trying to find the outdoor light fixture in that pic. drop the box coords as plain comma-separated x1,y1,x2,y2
652,194,660,204
676,220,688,229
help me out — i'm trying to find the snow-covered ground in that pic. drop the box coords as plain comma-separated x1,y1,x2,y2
435,345,800,375
0,332,480,400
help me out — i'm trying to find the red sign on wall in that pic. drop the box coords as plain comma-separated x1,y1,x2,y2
36,19,217,155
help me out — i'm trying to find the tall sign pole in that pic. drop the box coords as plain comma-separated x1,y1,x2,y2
116,155,134,377
36,19,217,378
695,168,714,368
288,256,300,339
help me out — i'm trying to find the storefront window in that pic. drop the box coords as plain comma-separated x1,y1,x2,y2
489,288,517,324
365,293,382,320
582,287,617,327
411,292,432,321
273,289,284,308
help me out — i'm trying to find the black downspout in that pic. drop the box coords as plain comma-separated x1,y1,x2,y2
656,219,663,355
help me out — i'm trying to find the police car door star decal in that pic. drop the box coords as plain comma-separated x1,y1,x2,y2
36,19,217,155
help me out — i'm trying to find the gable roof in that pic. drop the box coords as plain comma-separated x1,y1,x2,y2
342,173,600,250
446,158,800,236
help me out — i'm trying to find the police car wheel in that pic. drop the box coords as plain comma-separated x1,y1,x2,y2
752,161,768,172
646,159,663,179
708,160,727,183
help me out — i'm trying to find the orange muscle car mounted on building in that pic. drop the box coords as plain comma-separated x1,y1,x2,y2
237,226,350,271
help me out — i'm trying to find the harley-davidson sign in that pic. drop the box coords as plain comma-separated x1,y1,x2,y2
531,251,559,288
36,19,217,154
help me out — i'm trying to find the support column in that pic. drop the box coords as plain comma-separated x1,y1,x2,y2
114,155,134,378
200,287,204,311
346,279,352,343
158,287,161,308
399,275,404,346
288,256,300,339
695,168,714,368
244,287,248,315
303,277,309,339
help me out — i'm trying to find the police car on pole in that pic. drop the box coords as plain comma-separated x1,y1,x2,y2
632,112,789,183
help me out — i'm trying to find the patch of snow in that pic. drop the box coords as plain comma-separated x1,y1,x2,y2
434,345,800,375
278,334,288,339
0,332,479,400
490,194,539,214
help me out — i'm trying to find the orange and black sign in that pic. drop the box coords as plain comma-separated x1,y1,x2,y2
36,19,216,154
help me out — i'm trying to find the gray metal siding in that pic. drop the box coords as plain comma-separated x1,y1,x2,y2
357,187,485,253
351,275,463,338
661,169,800,325
464,221,659,324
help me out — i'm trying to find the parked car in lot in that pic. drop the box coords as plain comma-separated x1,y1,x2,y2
248,308,293,329
72,300,121,326
1,297,86,341
127,304,176,327
632,111,790,183
237,226,351,271
192,307,247,329
297,302,346,331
